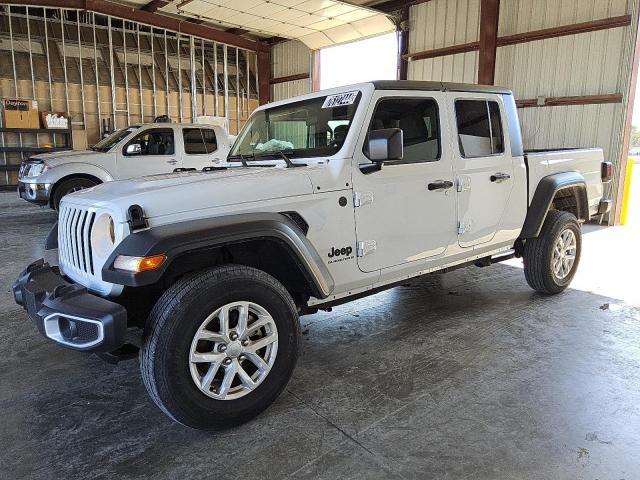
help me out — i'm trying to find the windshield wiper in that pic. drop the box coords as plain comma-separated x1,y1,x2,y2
255,150,306,168
227,153,252,166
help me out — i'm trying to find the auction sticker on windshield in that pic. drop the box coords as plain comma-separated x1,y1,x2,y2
322,91,359,108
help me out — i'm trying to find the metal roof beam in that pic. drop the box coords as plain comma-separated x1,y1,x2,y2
12,0,269,52
140,0,168,13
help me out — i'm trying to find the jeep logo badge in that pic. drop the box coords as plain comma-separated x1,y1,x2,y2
328,246,353,258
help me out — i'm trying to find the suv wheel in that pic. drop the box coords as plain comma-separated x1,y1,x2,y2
52,177,98,210
140,265,300,430
523,209,582,294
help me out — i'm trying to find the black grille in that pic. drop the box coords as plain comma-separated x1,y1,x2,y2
73,321,100,343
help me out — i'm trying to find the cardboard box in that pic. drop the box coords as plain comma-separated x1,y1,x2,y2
2,98,39,129
40,111,70,129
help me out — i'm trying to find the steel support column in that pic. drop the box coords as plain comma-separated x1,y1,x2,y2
397,6,409,80
478,0,500,85
257,49,270,105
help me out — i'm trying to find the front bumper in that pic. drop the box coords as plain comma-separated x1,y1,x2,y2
18,181,51,206
12,259,127,352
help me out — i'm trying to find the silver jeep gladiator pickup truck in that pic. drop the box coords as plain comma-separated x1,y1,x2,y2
13,80,612,430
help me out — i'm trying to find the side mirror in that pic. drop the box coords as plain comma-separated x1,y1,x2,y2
367,128,403,163
126,143,142,155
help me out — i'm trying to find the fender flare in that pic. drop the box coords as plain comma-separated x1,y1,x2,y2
520,171,589,238
102,212,335,299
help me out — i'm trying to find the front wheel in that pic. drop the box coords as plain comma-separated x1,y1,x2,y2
140,265,300,430
51,177,99,210
523,209,582,294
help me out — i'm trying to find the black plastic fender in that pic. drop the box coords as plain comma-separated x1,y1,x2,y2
102,212,335,299
520,171,588,238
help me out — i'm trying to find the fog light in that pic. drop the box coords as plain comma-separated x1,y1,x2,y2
114,254,166,273
59,317,78,340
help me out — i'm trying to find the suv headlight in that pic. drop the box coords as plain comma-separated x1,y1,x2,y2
28,162,49,177
90,213,115,258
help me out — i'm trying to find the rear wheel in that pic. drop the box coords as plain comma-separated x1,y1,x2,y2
52,177,99,210
523,209,582,294
140,265,300,430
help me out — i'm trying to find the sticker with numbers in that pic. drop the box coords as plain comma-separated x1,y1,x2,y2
322,91,359,108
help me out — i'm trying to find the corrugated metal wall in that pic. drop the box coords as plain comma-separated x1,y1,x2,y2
496,0,637,166
407,0,480,82
270,40,312,101
406,0,640,220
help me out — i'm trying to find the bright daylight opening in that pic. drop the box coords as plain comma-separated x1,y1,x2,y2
320,32,398,90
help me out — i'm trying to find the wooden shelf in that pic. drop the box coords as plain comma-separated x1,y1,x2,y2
0,127,72,134
0,146,72,154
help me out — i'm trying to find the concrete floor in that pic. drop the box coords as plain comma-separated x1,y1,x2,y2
1,191,639,480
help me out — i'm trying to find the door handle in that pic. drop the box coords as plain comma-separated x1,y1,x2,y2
166,159,177,165
490,172,511,183
427,180,454,191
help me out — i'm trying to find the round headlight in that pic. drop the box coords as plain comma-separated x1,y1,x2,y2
91,213,115,258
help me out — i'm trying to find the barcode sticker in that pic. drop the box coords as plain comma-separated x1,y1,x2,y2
322,91,359,108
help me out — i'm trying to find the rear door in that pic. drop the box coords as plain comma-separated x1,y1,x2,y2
352,92,457,273
116,127,181,178
452,96,514,247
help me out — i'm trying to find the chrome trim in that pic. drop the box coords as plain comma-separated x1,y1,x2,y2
43,313,105,349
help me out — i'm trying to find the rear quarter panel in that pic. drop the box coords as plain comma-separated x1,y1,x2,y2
526,148,604,213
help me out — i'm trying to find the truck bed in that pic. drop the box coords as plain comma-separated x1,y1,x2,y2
524,148,605,216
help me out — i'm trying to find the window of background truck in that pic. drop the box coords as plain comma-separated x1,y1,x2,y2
201,128,218,153
92,126,139,152
364,98,441,164
124,128,175,156
183,128,218,154
229,92,361,159
455,100,504,158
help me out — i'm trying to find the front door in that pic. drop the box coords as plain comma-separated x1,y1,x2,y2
352,93,457,273
452,96,514,247
117,127,181,178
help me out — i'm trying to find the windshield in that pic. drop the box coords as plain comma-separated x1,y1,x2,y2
92,127,139,152
229,91,361,159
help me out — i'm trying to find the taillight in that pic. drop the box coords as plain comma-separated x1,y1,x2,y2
601,161,613,182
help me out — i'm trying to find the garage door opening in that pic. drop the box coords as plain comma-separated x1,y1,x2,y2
320,33,398,90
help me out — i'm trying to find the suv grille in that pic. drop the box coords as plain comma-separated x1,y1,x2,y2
59,205,96,275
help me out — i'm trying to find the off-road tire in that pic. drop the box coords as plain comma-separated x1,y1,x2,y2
52,177,99,210
140,265,300,430
523,209,582,295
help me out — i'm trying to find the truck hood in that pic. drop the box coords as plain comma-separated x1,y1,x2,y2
36,150,111,167
68,166,316,220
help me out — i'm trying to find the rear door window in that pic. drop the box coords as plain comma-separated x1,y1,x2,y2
455,100,504,157
183,128,218,154
183,128,207,154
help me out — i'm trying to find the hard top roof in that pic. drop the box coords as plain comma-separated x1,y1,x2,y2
371,80,512,95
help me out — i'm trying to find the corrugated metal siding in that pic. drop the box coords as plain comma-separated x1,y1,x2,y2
270,40,311,101
496,0,640,212
499,0,629,36
407,0,480,83
408,52,478,83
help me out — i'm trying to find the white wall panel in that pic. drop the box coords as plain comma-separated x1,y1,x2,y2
408,52,478,83
499,0,629,36
409,0,480,51
407,0,480,83
270,40,311,101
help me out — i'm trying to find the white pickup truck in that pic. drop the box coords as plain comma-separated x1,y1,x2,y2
17,121,233,210
13,81,612,430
